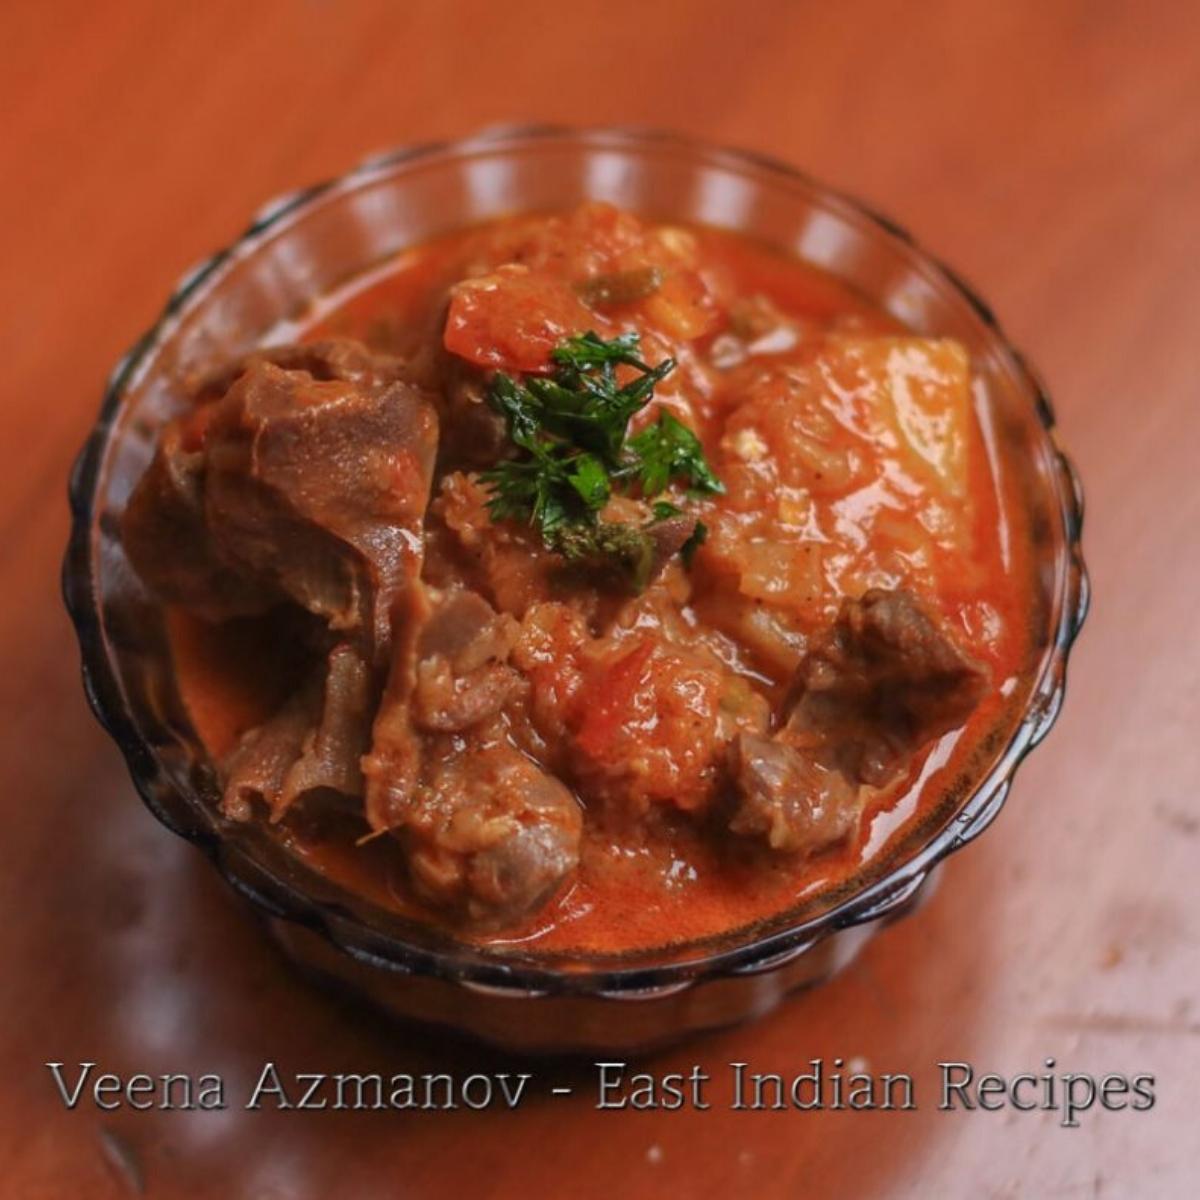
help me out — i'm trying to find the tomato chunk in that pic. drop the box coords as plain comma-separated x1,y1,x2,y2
572,638,734,812
443,264,593,373
574,640,657,760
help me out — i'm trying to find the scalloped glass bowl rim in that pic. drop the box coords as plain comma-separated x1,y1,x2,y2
63,124,1089,998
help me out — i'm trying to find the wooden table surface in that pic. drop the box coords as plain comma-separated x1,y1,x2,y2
3,1,1198,1196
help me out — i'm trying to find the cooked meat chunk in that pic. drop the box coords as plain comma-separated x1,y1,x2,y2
221,683,317,823
124,338,443,833
122,338,438,665
728,588,988,856
416,589,518,667
413,659,520,732
121,422,281,621
362,586,432,832
728,733,859,853
362,587,523,827
787,588,990,788
273,643,372,813
193,338,410,401
251,339,407,387
202,358,437,663
221,643,372,823
412,590,522,733
396,744,582,927
433,360,511,469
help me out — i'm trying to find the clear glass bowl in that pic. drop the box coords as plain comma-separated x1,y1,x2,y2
63,126,1089,1052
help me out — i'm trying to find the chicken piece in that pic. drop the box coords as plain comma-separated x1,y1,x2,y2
431,357,511,470
122,338,439,666
433,470,559,615
221,684,316,823
189,338,410,403
361,585,432,833
125,337,442,830
397,744,582,927
786,588,990,787
273,644,372,814
647,513,701,570
562,513,702,593
361,588,578,925
121,422,277,621
202,358,437,664
221,643,372,823
728,733,858,853
250,339,408,388
411,590,523,733
362,589,523,829
728,588,988,856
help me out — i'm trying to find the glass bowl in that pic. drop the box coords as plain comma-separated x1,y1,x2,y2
63,126,1089,1053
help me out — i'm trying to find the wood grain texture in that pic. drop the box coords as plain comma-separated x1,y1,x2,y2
2,0,1198,1195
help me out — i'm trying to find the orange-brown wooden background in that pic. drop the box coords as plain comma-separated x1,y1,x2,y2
2,1,1198,1196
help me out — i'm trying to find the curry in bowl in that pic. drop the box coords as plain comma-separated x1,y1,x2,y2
120,202,1030,952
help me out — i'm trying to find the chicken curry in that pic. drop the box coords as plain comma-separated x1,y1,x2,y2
122,203,1032,952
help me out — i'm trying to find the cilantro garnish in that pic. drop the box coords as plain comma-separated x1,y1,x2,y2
630,410,724,498
480,331,722,585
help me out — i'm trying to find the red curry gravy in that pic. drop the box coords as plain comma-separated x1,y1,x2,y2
161,204,1033,955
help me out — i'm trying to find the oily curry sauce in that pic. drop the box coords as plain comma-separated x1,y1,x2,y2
160,204,1033,955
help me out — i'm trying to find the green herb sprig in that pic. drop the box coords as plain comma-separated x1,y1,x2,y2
480,331,722,586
